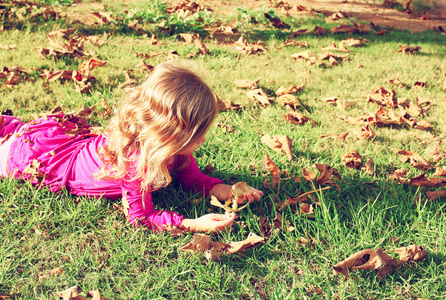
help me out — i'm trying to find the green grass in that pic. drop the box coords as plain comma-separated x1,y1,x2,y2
1,0,446,299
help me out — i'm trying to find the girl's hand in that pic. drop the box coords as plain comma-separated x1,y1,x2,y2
180,213,236,233
210,183,264,203
235,185,263,204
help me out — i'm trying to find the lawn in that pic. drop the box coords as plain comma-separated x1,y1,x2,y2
1,0,446,299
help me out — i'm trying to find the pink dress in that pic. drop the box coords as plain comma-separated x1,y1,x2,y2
0,115,222,231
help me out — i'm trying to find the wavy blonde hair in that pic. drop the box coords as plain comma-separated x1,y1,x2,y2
98,61,217,191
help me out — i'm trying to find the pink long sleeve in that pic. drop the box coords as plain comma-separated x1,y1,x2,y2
175,154,223,197
121,181,183,232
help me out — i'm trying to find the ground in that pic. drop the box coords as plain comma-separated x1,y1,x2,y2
203,0,446,32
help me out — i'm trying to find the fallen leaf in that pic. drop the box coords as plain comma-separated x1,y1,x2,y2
226,232,264,254
276,40,308,50
425,190,446,201
388,168,409,184
264,13,290,29
313,26,327,35
315,163,341,190
361,157,375,175
333,248,391,279
135,60,154,72
179,233,212,254
282,111,309,125
259,217,272,238
179,33,199,44
210,195,249,213
359,125,375,140
433,167,446,177
162,224,191,237
261,135,293,161
276,94,302,108
398,45,421,55
205,241,229,261
276,83,306,96
409,172,446,188
232,182,252,202
367,86,397,108
300,202,317,218
385,245,428,265
246,88,271,105
302,168,317,182
413,81,427,89
264,153,281,188
342,150,362,169
234,78,261,89
320,132,348,142
397,149,431,170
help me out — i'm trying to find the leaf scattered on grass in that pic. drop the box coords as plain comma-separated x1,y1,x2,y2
264,153,281,189
342,150,362,169
261,134,293,161
234,78,261,89
247,88,271,105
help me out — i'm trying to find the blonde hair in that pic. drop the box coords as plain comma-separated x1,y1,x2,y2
98,61,217,191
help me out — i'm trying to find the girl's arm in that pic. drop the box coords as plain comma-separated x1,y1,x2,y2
121,184,184,232
175,154,263,202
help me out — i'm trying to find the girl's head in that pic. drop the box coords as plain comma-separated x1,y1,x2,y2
100,61,217,190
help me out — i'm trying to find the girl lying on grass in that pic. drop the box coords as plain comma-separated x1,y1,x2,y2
0,61,263,233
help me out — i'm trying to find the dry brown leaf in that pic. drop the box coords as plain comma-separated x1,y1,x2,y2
361,157,375,175
359,125,376,140
261,135,293,161
276,40,308,50
273,212,294,232
385,245,428,265
276,83,306,96
179,33,199,44
234,78,261,89
320,132,348,142
341,37,365,47
234,36,267,54
315,163,341,190
205,241,229,261
425,190,446,201
162,224,191,237
313,26,327,35
179,234,212,254
22,159,45,182
264,153,281,188
259,217,272,238
342,150,362,169
397,149,431,170
246,88,271,105
282,111,309,125
333,248,388,277
79,58,106,78
398,45,421,55
388,168,409,184
135,51,162,59
232,182,252,201
276,94,302,108
433,166,446,177
210,195,249,213
226,233,265,254
367,106,404,127
367,86,397,108
216,98,242,112
49,267,63,275
135,60,154,72
302,168,317,182
166,50,180,61
300,202,317,218
291,50,311,60
409,172,446,188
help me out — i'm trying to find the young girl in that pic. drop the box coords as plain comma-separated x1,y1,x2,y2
0,61,263,233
